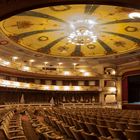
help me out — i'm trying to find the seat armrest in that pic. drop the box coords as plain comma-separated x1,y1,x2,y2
10,135,26,140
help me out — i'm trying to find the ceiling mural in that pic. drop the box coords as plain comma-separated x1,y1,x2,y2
0,4,140,58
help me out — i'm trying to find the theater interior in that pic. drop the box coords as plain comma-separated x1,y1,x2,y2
0,0,140,140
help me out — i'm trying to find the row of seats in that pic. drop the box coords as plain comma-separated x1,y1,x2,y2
43,107,140,140
27,109,64,140
1,107,140,140
0,109,27,140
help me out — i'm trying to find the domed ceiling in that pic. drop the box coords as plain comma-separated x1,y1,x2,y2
0,4,140,58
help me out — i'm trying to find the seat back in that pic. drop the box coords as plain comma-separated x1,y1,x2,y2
116,121,128,131
125,129,140,140
0,129,8,140
106,120,116,129
96,125,111,137
85,122,100,136
109,128,127,140
81,131,99,140
63,125,74,138
128,123,140,130
97,119,107,126
43,133,63,140
78,121,88,132
70,127,84,140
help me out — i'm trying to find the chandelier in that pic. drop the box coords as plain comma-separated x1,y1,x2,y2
67,19,97,46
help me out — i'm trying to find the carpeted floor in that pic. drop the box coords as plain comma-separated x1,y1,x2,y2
22,115,39,140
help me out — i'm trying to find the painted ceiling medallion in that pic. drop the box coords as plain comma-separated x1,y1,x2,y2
67,19,97,45
0,4,140,58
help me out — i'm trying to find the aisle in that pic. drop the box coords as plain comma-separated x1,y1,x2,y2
22,115,39,140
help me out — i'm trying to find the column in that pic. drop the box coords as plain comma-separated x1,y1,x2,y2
99,79,105,105
116,76,122,108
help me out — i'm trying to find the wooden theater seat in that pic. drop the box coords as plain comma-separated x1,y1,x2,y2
128,123,140,130
81,131,99,140
109,128,127,140
41,132,63,140
70,126,84,140
105,120,116,129
96,125,111,137
116,121,128,131
125,129,140,140
62,124,74,138
85,122,101,136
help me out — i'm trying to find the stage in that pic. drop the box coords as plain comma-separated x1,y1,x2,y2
122,102,140,110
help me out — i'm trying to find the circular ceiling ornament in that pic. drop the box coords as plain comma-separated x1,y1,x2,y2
0,40,9,45
67,19,97,45
50,5,71,11
0,4,140,58
125,26,138,32
87,44,96,49
38,36,49,41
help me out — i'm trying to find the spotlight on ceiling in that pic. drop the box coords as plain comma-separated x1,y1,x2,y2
129,12,140,19
58,62,63,65
12,56,18,61
29,59,35,63
73,63,77,66
44,62,48,65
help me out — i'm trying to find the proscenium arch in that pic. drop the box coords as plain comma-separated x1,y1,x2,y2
0,0,140,21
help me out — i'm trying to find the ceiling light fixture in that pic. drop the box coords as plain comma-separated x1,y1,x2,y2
67,19,97,45
129,12,140,19
44,62,48,65
12,56,18,61
73,63,77,66
58,62,63,65
29,59,35,63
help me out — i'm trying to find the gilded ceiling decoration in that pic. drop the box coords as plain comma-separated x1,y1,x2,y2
0,4,140,58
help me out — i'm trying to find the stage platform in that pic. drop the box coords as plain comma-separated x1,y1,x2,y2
122,102,140,110
129,102,140,104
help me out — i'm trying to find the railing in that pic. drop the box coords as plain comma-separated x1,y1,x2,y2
0,79,101,91
0,102,121,109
